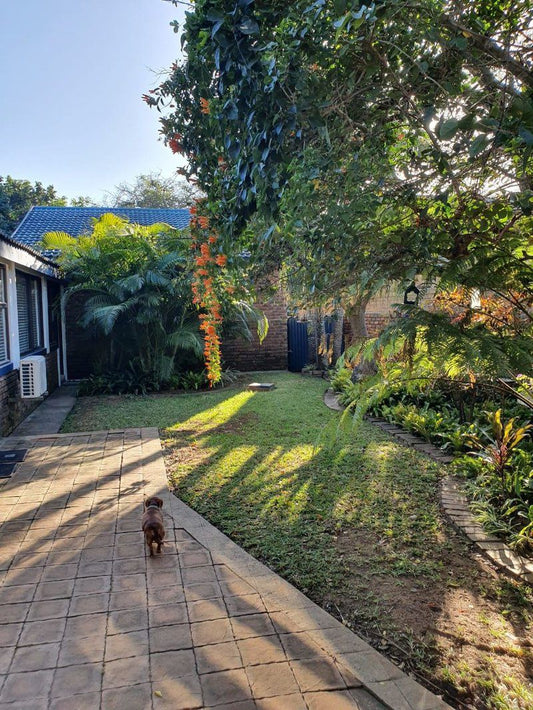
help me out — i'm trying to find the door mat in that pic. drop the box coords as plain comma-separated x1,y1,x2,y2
0,450,27,463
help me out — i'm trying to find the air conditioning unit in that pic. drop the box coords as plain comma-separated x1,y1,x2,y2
20,356,48,398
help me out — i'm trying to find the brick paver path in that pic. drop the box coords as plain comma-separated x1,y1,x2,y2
0,429,450,709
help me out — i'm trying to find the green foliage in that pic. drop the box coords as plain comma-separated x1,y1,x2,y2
0,175,67,234
153,0,533,378
106,171,200,208
43,214,204,387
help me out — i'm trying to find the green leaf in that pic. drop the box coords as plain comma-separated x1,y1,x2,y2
469,134,489,157
238,17,259,34
438,118,460,140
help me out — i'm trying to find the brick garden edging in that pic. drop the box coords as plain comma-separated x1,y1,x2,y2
324,389,533,585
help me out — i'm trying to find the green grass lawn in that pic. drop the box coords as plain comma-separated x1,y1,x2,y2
63,372,533,709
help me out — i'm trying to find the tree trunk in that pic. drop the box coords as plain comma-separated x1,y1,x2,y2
332,307,344,363
345,297,374,375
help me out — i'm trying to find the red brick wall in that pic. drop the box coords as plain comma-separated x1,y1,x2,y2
0,349,59,436
222,289,288,372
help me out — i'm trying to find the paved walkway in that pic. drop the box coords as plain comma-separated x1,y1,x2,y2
0,429,450,710
11,385,78,437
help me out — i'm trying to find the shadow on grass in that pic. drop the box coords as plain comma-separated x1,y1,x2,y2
161,377,533,708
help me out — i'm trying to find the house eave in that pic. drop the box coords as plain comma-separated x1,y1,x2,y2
0,234,60,279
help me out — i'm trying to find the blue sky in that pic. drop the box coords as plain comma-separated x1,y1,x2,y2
0,0,186,203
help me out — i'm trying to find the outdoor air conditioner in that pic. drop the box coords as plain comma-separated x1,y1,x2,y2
20,356,47,398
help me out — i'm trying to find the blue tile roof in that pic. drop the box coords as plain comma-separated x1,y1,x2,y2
11,206,191,260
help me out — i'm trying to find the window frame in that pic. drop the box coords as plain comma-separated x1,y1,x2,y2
15,269,44,357
0,264,9,366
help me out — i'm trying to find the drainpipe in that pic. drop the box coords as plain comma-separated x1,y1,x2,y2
60,285,68,383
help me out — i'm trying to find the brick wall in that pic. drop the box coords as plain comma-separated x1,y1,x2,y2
0,349,59,436
222,288,288,372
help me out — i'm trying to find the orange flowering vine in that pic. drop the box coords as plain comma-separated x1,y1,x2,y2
189,206,228,386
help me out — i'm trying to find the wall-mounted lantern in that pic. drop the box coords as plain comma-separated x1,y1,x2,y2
403,283,420,306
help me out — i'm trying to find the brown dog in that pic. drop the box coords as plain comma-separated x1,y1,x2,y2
142,496,165,556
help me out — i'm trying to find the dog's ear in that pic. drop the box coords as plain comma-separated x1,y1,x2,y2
156,497,163,508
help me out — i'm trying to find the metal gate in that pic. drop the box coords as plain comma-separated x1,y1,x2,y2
287,318,309,372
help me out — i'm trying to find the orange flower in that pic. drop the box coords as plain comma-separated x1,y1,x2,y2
198,216,209,229
215,254,227,267
208,235,217,244
200,97,210,114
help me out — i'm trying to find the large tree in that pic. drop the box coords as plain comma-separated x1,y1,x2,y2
151,0,533,378
106,171,201,208
0,176,67,234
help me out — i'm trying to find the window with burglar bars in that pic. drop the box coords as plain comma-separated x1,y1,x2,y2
16,271,43,356
0,266,8,365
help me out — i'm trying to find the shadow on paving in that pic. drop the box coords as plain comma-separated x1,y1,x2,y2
0,430,396,709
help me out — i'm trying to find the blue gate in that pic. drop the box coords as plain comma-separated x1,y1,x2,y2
287,318,309,372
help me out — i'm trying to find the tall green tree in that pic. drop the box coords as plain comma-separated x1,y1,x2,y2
0,175,67,234
151,0,532,378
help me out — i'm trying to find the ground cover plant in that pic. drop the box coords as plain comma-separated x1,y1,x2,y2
62,372,533,708
332,364,533,556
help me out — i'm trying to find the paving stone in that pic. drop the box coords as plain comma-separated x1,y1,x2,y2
148,585,186,606
0,645,15,673
11,642,60,671
26,598,70,621
336,651,404,684
0,603,29,623
51,662,103,697
232,613,276,640
78,561,112,577
255,694,307,709
226,594,267,617
150,649,197,682
182,565,218,585
290,658,347,692
184,582,223,602
41,563,79,582
105,629,149,660
192,618,235,646
247,661,300,698
149,623,193,653
73,575,111,596
50,691,101,710
0,670,54,703
103,655,150,689
108,608,148,634
348,687,389,709
109,589,147,611
188,598,228,623
149,602,188,628
101,682,152,710
200,668,253,706
279,632,325,660
0,584,36,604
238,634,287,666
57,635,106,666
113,558,146,576
196,640,243,674
64,612,107,639
180,550,212,567
18,617,66,645
304,690,362,709
2,567,42,586
150,675,203,709
146,569,181,588
69,592,110,616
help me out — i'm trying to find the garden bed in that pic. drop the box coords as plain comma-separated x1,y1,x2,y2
62,372,533,709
